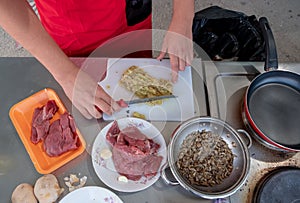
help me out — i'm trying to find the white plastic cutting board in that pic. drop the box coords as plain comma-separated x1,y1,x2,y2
99,58,195,121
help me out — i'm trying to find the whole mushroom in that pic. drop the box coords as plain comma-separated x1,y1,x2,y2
34,174,64,203
11,183,37,203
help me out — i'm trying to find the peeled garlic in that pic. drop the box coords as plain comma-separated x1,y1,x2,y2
100,148,112,159
118,176,128,183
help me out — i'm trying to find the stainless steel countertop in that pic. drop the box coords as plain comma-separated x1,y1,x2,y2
0,57,210,203
203,61,300,202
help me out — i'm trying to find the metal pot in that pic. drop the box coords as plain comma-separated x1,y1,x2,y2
243,17,300,152
162,117,251,199
242,110,286,152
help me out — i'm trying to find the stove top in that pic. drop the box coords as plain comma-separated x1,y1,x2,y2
203,61,300,202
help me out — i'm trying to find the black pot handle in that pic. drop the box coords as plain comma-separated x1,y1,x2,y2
259,17,278,71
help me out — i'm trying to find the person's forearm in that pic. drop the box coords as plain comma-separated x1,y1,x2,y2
172,0,195,26
0,0,124,119
0,0,77,81
158,0,194,81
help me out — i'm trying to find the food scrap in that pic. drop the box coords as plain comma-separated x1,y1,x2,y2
64,173,87,192
132,111,146,120
146,99,163,106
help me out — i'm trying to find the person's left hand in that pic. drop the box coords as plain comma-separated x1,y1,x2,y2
157,19,193,82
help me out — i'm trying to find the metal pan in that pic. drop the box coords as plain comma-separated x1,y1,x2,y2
243,17,300,152
161,117,251,199
252,167,300,203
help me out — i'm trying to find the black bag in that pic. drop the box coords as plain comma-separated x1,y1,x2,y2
192,6,265,61
126,0,151,26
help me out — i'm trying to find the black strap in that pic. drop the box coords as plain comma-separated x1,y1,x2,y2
125,0,152,26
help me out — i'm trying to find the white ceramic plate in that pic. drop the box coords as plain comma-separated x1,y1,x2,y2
59,186,123,203
92,117,167,192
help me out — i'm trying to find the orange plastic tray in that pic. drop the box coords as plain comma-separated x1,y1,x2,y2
9,88,86,174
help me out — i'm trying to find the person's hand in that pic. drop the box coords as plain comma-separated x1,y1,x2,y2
0,0,128,120
157,19,194,82
157,0,194,82
58,65,125,119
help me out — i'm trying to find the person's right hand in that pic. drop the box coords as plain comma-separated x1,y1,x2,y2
58,65,125,119
0,0,128,120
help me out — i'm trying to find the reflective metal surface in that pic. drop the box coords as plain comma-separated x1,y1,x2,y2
0,57,210,203
167,117,250,199
2,57,299,202
204,61,300,202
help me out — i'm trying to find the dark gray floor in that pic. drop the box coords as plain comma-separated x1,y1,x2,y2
1,0,300,62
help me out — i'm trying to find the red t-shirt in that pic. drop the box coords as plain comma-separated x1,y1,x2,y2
34,0,152,56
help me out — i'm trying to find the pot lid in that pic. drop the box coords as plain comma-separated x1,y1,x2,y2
253,167,300,203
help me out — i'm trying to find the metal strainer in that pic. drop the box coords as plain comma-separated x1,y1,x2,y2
162,117,251,199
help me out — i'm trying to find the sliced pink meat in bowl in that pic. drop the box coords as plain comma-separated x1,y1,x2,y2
106,120,163,181
92,117,167,192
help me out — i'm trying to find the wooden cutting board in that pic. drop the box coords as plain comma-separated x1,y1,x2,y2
99,58,195,121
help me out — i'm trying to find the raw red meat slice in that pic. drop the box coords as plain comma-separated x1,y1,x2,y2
112,144,163,181
106,121,121,146
106,121,163,181
43,112,79,157
31,100,58,144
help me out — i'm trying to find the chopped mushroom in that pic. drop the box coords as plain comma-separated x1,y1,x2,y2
177,130,234,187
132,111,146,119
